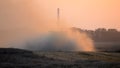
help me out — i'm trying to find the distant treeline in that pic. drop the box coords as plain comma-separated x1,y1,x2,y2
72,28,120,42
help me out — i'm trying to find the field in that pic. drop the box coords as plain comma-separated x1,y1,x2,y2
35,51,120,62
0,48,120,68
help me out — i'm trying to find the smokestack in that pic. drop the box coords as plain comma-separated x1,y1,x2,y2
57,8,60,22
57,8,61,30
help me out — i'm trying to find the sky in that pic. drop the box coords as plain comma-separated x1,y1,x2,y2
35,0,120,30
0,0,120,30
0,0,120,47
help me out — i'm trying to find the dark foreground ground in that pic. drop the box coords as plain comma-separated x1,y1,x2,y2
0,48,120,68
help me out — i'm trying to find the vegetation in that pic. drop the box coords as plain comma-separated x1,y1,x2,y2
72,27,120,42
0,48,120,68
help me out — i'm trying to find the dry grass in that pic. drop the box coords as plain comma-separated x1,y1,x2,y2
0,48,120,68
35,51,120,62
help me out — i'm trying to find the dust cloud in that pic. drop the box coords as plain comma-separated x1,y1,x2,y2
0,0,95,51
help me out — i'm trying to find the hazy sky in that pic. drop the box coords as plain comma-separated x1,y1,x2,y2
0,0,120,47
36,0,120,30
0,0,120,30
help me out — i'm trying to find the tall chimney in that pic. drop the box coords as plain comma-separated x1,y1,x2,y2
57,8,60,22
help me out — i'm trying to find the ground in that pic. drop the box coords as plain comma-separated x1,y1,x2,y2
0,48,120,68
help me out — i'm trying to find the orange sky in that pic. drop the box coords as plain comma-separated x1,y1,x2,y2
35,0,120,30
0,0,120,47
0,0,120,30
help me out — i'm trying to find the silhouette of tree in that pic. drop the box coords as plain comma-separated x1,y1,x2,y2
72,27,120,42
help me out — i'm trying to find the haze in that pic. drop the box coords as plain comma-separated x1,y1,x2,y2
36,0,120,30
0,0,120,47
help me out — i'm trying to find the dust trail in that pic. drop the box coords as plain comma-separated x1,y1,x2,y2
21,20,95,51
0,0,95,51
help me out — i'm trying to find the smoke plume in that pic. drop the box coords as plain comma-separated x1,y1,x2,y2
0,0,95,51
22,28,95,51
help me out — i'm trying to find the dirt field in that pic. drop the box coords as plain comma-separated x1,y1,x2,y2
0,48,120,68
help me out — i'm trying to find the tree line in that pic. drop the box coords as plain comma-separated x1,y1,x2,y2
72,28,120,42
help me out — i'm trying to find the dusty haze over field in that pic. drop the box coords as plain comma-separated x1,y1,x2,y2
0,0,119,51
